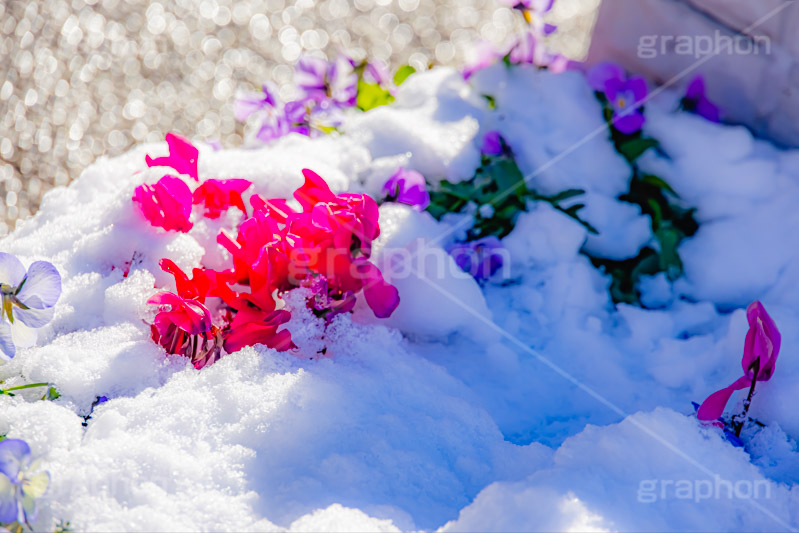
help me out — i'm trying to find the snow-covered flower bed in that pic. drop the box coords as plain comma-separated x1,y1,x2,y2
2,5,799,530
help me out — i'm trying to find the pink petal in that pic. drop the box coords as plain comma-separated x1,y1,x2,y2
744,301,781,380
696,375,751,421
295,169,335,211
145,133,199,181
356,260,400,319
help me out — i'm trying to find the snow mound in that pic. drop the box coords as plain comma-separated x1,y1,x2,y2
2,67,799,531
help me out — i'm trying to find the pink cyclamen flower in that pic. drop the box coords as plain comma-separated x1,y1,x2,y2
481,131,504,156
133,175,193,232
352,258,400,319
697,301,781,421
587,62,647,134
683,75,721,123
382,168,430,211
148,291,212,336
193,178,252,219
222,307,293,353
145,132,199,181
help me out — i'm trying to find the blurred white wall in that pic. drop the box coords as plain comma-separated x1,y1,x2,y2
587,0,799,147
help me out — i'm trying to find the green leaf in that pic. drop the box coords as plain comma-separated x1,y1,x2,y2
484,158,527,197
357,80,394,112
647,198,663,229
641,174,679,197
45,386,61,401
617,138,658,162
655,225,684,278
541,188,586,203
393,65,416,86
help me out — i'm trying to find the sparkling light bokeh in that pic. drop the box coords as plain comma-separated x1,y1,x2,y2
0,0,599,236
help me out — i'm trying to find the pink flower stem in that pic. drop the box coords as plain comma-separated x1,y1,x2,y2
734,357,760,438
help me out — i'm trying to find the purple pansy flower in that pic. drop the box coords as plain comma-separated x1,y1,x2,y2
481,131,504,156
382,168,430,210
233,83,278,122
587,62,647,134
462,41,500,80
295,55,357,108
447,237,505,282
365,60,393,89
0,439,49,524
502,0,557,33
0,253,62,360
683,75,721,123
501,0,554,13
507,32,566,69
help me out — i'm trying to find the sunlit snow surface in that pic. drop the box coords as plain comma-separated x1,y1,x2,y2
1,66,799,531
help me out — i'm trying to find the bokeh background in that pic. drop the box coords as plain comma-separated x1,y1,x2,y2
0,0,600,236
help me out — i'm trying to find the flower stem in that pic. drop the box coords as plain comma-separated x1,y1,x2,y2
734,357,760,438
1,382,50,394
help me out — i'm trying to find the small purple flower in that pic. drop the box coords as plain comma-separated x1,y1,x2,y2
463,41,500,80
233,83,278,122
0,253,62,360
507,32,564,68
683,75,721,123
501,0,554,13
0,439,49,524
587,62,647,134
295,55,357,109
481,131,504,156
300,275,356,319
365,60,392,89
502,0,556,34
447,237,505,282
382,168,430,211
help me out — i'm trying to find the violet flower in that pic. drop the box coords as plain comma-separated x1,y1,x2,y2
504,0,555,12
0,253,61,361
462,41,500,80
481,131,504,156
255,97,342,143
365,60,393,91
587,62,647,134
295,55,357,108
0,439,49,524
234,83,278,122
683,75,721,123
507,32,567,69
697,301,780,424
502,0,556,34
382,168,430,210
447,237,505,282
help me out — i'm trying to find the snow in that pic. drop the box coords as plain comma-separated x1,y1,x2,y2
2,66,799,531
